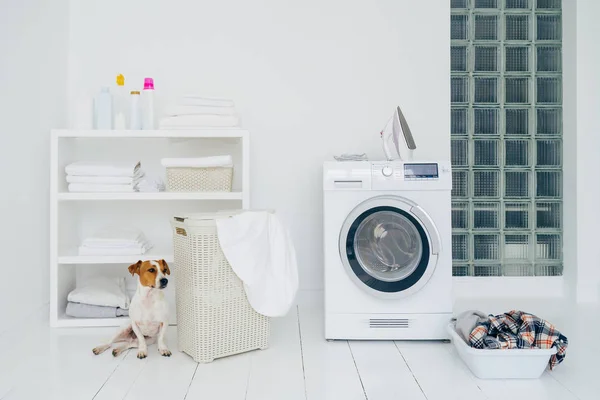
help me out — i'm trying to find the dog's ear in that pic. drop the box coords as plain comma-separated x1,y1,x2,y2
128,260,142,276
159,259,170,275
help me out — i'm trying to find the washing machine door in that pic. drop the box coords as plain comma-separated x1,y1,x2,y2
339,196,441,299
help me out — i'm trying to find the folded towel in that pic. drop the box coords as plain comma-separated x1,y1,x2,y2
179,96,235,108
68,183,137,193
160,155,233,168
66,302,129,318
67,277,130,309
164,105,236,117
333,153,368,161
66,171,144,184
82,227,148,246
78,243,152,256
65,161,141,177
159,115,240,129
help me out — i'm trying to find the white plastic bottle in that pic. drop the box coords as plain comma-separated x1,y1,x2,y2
114,74,127,130
93,87,113,129
141,77,155,130
129,91,142,130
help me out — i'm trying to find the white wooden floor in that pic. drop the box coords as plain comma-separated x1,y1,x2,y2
0,291,597,400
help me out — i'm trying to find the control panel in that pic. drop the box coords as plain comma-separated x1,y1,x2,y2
403,163,439,180
371,162,439,181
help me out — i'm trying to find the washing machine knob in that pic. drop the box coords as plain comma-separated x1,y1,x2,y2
382,166,393,177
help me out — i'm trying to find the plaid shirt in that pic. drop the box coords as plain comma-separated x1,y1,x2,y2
469,310,568,370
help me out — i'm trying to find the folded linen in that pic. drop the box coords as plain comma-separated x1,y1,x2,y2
65,161,141,177
82,227,148,246
67,277,130,309
160,155,233,168
78,243,152,256
164,105,236,117
66,302,129,318
68,183,137,193
66,171,144,184
179,96,235,108
159,115,240,129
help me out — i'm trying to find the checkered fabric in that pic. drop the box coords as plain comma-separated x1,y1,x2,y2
469,310,568,370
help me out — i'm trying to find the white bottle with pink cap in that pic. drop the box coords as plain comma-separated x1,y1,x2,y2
141,77,155,130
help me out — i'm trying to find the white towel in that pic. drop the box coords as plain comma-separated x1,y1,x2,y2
216,211,299,317
164,105,236,117
82,227,147,246
160,155,233,168
68,183,137,193
180,96,235,108
66,171,144,184
67,277,130,309
159,115,240,128
65,161,141,177
78,243,152,256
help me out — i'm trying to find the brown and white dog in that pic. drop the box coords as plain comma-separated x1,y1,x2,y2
93,259,171,359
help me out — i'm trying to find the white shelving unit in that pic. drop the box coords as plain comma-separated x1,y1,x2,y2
49,129,250,327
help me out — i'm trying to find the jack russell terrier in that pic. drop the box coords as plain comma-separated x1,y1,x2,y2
93,259,171,359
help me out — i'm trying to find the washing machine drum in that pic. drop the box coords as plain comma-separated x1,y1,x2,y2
342,205,433,295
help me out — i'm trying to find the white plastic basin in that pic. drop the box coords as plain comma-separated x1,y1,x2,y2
447,323,556,379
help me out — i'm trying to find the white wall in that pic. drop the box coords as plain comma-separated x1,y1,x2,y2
66,0,450,289
0,0,68,332
574,0,600,302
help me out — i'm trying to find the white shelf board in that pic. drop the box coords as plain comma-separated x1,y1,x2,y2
52,129,248,139
57,191,243,201
58,247,173,264
55,313,129,328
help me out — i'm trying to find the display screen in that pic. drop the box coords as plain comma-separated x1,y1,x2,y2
404,163,439,178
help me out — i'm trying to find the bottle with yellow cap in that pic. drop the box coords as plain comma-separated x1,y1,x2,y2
114,74,127,130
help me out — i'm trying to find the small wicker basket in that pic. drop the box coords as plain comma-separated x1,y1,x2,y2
171,212,269,363
166,166,233,192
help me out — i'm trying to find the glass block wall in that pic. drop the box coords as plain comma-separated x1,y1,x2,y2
450,0,563,277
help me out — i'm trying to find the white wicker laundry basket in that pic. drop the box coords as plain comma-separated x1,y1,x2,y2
171,212,269,363
166,166,233,192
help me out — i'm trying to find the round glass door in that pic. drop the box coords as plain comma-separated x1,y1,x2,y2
343,205,431,294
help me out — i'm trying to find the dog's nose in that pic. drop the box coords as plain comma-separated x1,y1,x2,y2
160,278,168,287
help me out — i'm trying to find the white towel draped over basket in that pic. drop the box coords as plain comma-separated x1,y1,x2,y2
216,211,299,318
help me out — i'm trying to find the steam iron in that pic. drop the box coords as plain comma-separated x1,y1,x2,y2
380,106,416,161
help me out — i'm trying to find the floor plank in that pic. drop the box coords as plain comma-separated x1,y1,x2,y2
396,341,487,400
92,348,149,400
298,295,366,400
244,307,306,400
183,351,251,399
349,340,427,400
121,328,198,400
3,327,127,400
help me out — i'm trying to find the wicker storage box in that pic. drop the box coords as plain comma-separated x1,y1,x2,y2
171,212,269,363
166,166,233,192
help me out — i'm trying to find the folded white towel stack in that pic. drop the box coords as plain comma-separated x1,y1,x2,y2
64,161,163,193
160,95,240,129
78,227,153,256
66,161,141,177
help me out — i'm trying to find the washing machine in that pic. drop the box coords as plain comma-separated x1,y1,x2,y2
323,160,452,340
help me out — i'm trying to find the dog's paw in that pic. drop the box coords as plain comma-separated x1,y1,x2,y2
112,348,121,357
137,350,147,359
159,348,172,357
93,345,109,355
